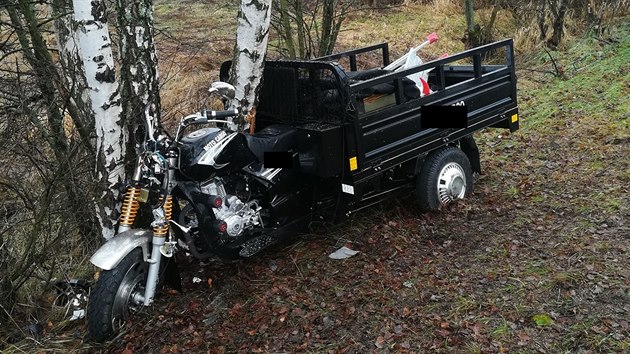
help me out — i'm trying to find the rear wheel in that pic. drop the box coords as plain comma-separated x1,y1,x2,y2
87,248,147,342
416,146,473,211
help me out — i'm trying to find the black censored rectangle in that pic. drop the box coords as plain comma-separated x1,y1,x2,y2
264,151,293,168
421,105,468,129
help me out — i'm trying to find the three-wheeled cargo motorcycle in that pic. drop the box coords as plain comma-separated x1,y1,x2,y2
87,38,519,341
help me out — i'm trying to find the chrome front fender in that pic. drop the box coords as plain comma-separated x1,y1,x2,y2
90,229,152,270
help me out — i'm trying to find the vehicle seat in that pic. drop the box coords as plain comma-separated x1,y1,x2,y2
245,125,298,163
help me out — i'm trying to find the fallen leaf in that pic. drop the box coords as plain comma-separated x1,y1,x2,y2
470,322,482,337
230,303,243,317
207,278,213,288
347,306,356,315
188,300,200,311
435,329,450,337
191,336,203,346
375,336,385,349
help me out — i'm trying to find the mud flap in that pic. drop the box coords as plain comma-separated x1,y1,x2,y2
460,135,481,174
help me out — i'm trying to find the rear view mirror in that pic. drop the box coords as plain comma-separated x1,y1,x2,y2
209,82,236,101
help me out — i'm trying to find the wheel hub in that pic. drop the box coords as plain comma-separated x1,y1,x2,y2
111,263,146,330
437,162,467,205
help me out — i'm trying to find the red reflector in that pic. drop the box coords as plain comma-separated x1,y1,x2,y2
217,221,227,233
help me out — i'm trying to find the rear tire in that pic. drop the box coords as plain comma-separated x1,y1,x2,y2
416,146,473,211
87,248,147,342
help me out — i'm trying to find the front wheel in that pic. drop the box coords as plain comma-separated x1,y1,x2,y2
87,248,147,342
416,146,473,211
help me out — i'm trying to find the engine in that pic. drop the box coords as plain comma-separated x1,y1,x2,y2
201,178,262,237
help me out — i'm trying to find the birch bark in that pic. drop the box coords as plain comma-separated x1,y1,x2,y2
229,0,272,130
70,0,126,240
116,0,161,169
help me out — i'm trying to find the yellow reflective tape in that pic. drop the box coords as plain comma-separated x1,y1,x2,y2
349,157,358,171
511,114,518,123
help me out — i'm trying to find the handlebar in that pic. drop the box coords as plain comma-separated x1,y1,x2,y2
207,108,239,119
182,108,239,125
175,108,240,143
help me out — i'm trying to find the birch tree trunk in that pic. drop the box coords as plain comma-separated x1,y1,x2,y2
229,0,272,129
116,0,161,171
70,0,126,240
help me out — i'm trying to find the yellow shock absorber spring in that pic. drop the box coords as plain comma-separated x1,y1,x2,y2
152,195,173,237
119,186,141,227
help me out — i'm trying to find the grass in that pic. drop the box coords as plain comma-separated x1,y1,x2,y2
521,34,630,125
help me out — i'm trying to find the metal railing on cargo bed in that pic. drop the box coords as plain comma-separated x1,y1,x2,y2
346,39,516,113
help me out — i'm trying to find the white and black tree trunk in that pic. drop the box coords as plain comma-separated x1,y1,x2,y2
66,0,126,240
116,0,161,169
229,0,272,128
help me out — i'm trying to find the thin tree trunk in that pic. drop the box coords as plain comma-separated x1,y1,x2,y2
538,0,548,40
116,0,161,176
465,0,475,34
549,0,568,47
463,0,482,48
318,0,334,57
484,3,499,40
295,0,306,58
0,235,15,320
229,0,273,127
72,0,126,240
328,6,346,56
279,0,296,58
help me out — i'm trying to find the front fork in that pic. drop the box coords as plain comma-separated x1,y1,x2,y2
117,154,177,306
143,194,173,305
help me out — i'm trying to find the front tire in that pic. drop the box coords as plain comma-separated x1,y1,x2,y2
87,248,147,342
416,146,473,211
